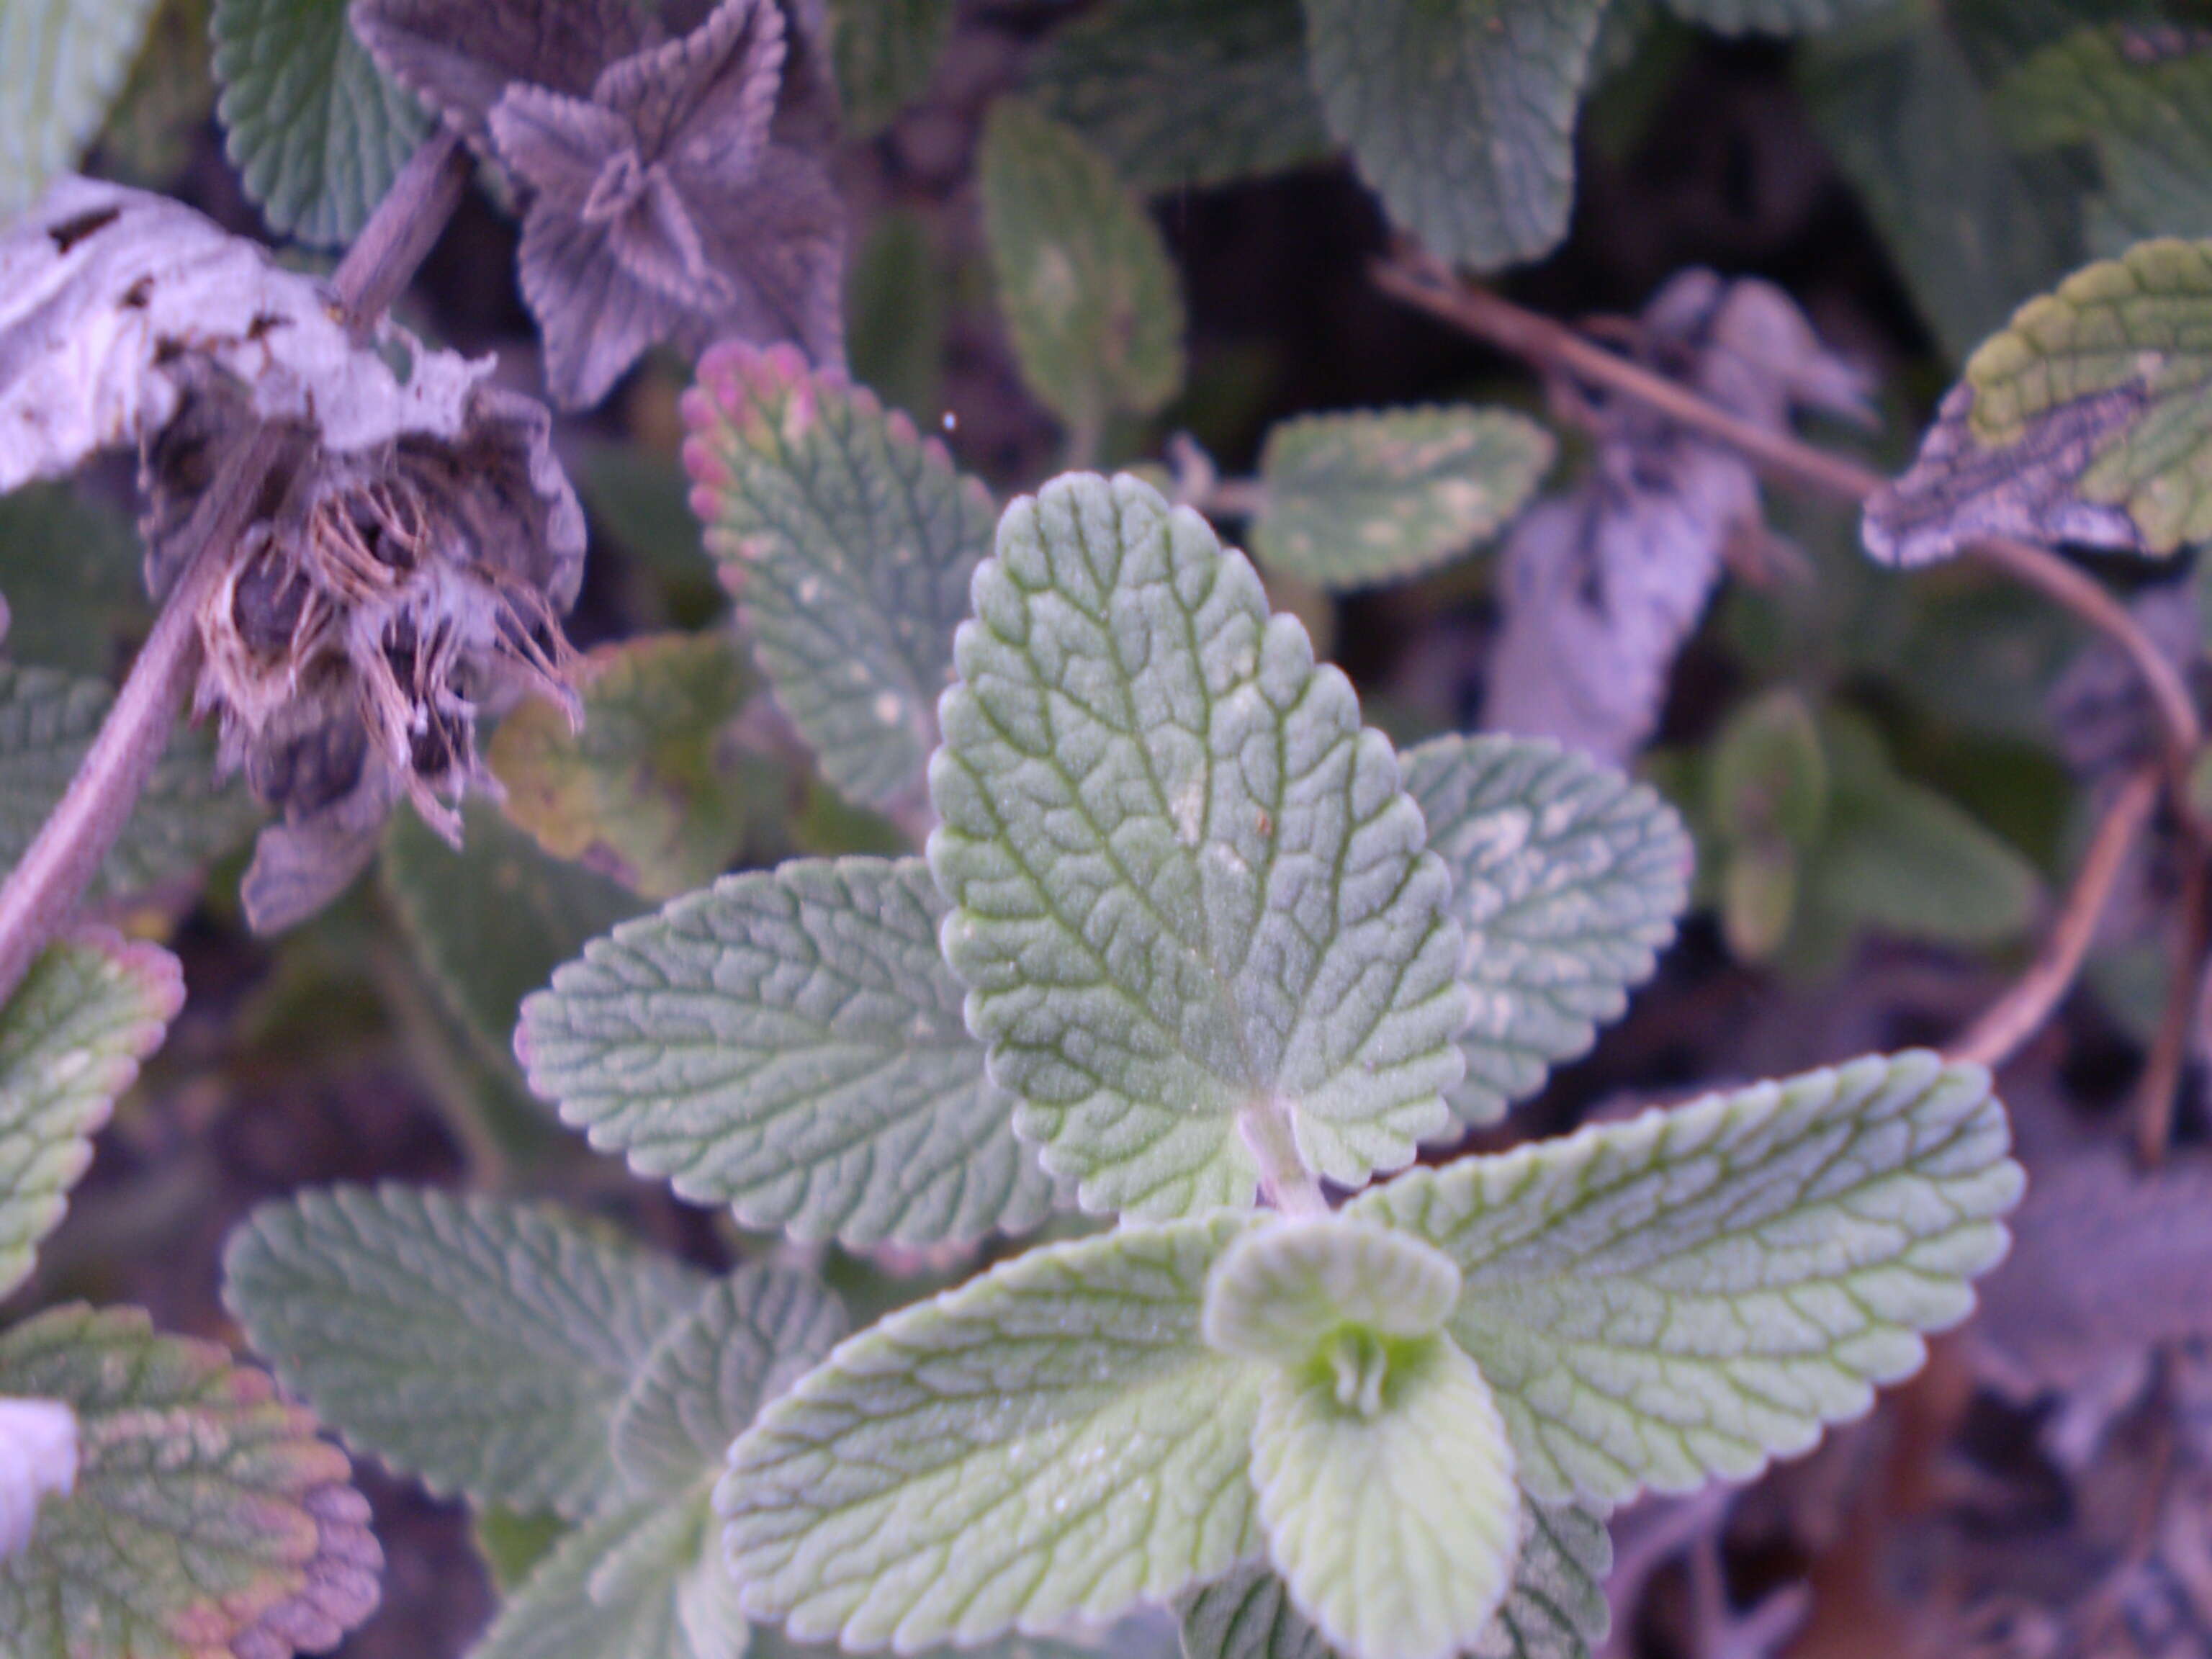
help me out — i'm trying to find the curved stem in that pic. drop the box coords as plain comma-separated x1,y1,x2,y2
0,130,470,1008
1370,253,2203,770
1946,766,2159,1069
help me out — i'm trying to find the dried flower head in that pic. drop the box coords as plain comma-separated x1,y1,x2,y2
355,0,844,410
0,178,585,932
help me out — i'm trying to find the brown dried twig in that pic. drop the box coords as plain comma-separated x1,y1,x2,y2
0,132,472,1007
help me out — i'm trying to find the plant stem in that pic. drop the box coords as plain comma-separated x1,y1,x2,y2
1947,767,2160,1070
1237,1099,1328,1216
1369,252,2204,770
0,131,470,1009
2135,850,2208,1164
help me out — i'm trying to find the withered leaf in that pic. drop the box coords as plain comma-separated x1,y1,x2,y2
1485,271,1868,761
485,0,843,408
0,176,588,932
349,0,648,143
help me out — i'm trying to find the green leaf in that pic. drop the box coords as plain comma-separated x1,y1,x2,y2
488,634,759,902
1300,0,1606,271
473,1493,743,1659
0,663,261,899
1350,1051,2022,1505
0,932,180,1300
611,1264,848,1497
1659,0,1892,32
977,100,1187,433
683,341,997,816
1708,691,1827,850
476,1506,568,1596
94,0,216,188
577,446,716,593
1025,0,1335,194
1402,735,1690,1128
1252,1336,1519,1659
930,473,1467,1217
1178,1504,1609,1659
1799,2,2077,363
847,208,949,428
1251,407,1555,591
382,799,648,1077
0,484,145,675
0,1303,380,1659
1202,1217,1460,1368
0,0,161,218
830,0,954,139
1995,24,2212,256
722,1216,1265,1648
211,0,428,246
222,1184,705,1517
1805,722,2040,950
1866,239,2212,562
521,857,1056,1247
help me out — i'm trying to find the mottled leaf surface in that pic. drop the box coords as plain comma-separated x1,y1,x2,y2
0,932,180,1300
1177,1505,1609,1659
0,1304,381,1659
1025,0,1334,194
473,1494,743,1659
1403,735,1691,1125
382,800,647,1076
723,1217,1264,1648
977,101,1187,432
212,0,430,246
1300,0,1606,271
1251,1337,1519,1659
223,1184,703,1516
1866,240,2212,562
1252,407,1555,590
0,0,161,217
0,664,260,898
929,474,1467,1217
611,1263,848,1497
684,342,994,814
523,858,1054,1247
490,634,757,901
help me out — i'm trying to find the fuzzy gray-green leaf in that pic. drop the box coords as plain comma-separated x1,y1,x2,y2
1177,1502,1610,1659
1025,0,1334,194
212,0,429,246
521,858,1054,1247
611,1262,848,1497
1253,406,1555,591
1351,1051,2021,1506
977,101,1187,431
473,1493,742,1659
0,0,161,217
0,934,179,1301
722,1216,1264,1649
0,663,260,898
1300,0,1606,271
1404,735,1691,1126
1659,0,1893,32
223,1184,704,1517
683,342,996,816
929,473,1467,1218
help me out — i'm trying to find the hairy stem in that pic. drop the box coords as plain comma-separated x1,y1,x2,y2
1370,252,2204,768
0,130,470,1008
1947,767,2160,1070
1237,1099,1328,1216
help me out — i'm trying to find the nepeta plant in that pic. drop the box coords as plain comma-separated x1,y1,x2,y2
230,456,2017,1659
